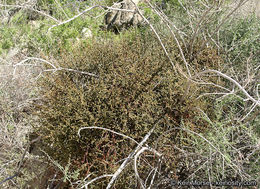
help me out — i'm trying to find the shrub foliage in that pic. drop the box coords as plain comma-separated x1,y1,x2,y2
34,32,217,186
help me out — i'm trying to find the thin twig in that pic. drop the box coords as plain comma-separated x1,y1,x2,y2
0,136,41,185
0,4,59,23
14,57,99,78
78,126,138,144
47,5,136,32
82,174,113,189
133,147,162,189
146,1,191,77
197,69,260,106
106,119,160,189
131,0,176,72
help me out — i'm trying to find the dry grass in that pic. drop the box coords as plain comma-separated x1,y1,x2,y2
0,48,45,188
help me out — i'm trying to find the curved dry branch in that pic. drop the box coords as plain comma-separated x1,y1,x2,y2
198,69,260,106
82,174,113,189
146,1,191,77
106,121,158,189
14,57,99,78
131,0,177,72
134,147,162,189
78,126,138,144
47,5,136,32
0,4,60,23
78,122,162,189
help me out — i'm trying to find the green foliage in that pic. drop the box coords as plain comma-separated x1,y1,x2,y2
140,4,161,22
159,0,187,16
221,15,260,70
183,98,260,182
105,0,121,6
0,17,37,55
0,0,105,55
217,14,260,137
33,31,209,186
36,0,89,19
0,27,15,53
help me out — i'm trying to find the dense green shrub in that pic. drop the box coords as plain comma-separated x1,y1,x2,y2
33,31,213,187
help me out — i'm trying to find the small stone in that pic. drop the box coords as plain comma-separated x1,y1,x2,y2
81,27,92,38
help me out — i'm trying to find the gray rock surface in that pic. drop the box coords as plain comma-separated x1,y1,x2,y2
104,0,144,33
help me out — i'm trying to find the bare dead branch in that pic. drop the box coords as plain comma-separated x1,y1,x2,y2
14,57,99,78
106,120,159,189
131,0,177,72
78,126,138,144
0,4,60,23
197,69,260,106
82,174,113,189
47,5,136,32
134,147,162,189
146,1,191,77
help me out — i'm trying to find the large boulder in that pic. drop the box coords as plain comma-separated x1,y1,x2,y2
104,0,144,33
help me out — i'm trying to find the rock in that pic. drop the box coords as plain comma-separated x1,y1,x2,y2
29,20,41,29
81,27,93,38
104,0,144,33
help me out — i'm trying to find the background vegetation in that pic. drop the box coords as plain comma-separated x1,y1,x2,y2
0,0,259,188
